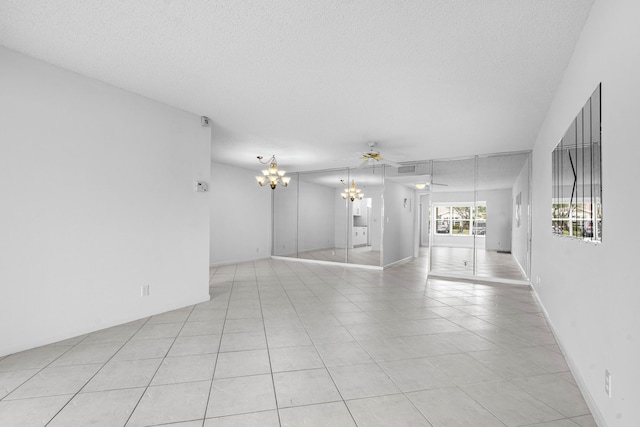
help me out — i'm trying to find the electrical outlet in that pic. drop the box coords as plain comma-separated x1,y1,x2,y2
141,285,150,297
605,370,611,397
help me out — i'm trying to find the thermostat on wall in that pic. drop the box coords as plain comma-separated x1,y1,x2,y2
195,181,209,192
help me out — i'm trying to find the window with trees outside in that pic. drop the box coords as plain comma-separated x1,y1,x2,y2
434,203,486,236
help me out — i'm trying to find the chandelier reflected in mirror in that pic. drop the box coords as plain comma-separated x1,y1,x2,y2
340,179,364,201
255,155,291,189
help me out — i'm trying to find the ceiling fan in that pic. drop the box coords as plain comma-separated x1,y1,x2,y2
415,174,448,189
359,142,402,168
415,181,448,190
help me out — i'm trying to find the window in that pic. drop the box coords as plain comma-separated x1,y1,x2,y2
434,203,486,236
552,202,601,239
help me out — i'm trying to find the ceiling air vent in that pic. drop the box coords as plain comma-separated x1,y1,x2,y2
397,165,416,174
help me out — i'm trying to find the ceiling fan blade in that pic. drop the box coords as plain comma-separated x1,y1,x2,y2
431,182,448,186
382,159,402,168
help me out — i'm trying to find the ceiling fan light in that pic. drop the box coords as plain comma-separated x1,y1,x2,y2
415,183,427,189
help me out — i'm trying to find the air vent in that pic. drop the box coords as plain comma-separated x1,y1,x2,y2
397,165,416,174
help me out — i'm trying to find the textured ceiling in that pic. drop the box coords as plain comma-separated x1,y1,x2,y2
0,0,594,171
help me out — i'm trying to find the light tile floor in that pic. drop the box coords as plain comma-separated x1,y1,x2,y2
430,247,528,281
282,246,527,282
0,257,596,426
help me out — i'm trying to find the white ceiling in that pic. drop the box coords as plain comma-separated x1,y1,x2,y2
0,0,594,171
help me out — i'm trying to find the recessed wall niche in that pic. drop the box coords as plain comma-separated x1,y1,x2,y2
551,84,602,242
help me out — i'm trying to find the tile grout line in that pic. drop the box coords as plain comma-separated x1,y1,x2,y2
43,316,152,426
201,263,237,426
254,260,284,427
269,260,361,426
121,305,198,427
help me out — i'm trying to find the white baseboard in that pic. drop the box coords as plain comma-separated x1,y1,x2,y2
270,256,383,270
383,256,413,269
531,288,606,427
210,255,271,267
427,271,530,287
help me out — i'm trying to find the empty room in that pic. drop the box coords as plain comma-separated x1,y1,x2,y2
1,1,638,426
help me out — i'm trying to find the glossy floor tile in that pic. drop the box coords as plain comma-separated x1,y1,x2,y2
0,256,595,426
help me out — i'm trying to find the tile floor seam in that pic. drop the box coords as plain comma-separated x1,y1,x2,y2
121,305,197,427
253,263,284,427
202,263,236,426
318,273,436,426
1,327,91,397
273,263,362,426
459,379,571,427
43,314,152,427
367,340,448,426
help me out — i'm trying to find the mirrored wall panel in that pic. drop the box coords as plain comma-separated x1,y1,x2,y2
272,166,383,267
429,157,476,276
552,84,602,242
271,151,531,279
476,153,530,281
346,166,383,266
428,152,531,282
272,173,299,257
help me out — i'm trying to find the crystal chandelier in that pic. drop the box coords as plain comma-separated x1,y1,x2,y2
255,155,290,189
341,179,364,201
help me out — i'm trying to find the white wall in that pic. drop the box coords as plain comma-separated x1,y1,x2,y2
368,186,384,252
334,189,349,248
482,189,512,252
511,159,530,276
419,193,431,247
273,177,298,256
530,1,640,425
298,181,335,252
210,162,271,265
0,47,211,356
382,181,414,266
